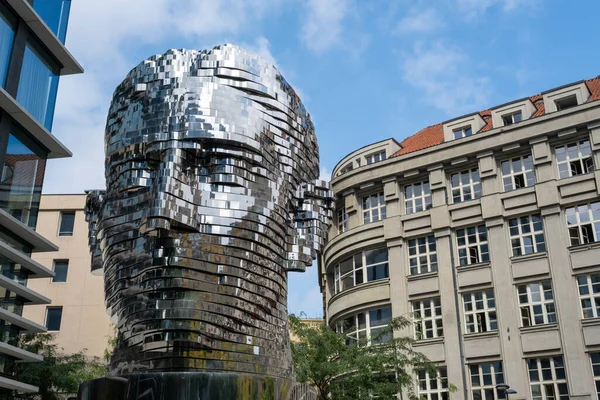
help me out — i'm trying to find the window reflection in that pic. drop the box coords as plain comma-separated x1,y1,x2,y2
16,41,60,130
0,133,46,228
0,3,15,87
32,0,71,43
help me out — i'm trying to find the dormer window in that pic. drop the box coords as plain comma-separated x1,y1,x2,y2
502,111,522,126
453,126,472,140
366,151,386,165
555,95,578,111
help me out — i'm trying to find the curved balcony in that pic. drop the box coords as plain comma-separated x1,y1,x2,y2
328,278,390,322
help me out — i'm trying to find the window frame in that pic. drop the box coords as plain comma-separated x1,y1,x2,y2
337,206,349,234
456,225,489,266
591,352,600,400
501,111,523,126
45,306,63,331
408,235,437,275
463,289,498,334
453,125,473,140
450,168,481,204
404,180,432,215
333,247,389,294
566,202,600,246
555,139,593,179
527,356,569,400
335,306,393,346
508,214,546,256
517,281,557,327
362,191,386,224
469,361,506,400
51,259,68,283
577,273,600,319
412,298,443,340
366,150,386,165
58,211,75,236
554,94,578,111
417,367,449,400
500,154,535,192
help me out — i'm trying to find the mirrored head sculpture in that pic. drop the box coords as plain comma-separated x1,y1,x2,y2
83,44,332,398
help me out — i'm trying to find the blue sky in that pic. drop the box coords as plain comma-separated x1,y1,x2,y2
45,0,600,317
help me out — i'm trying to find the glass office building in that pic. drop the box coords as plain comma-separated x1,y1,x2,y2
0,0,81,395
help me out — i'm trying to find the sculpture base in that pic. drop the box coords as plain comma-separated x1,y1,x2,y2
77,372,317,400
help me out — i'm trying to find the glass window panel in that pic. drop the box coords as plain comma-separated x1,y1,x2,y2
45,307,62,331
52,260,68,283
32,0,72,43
0,3,15,87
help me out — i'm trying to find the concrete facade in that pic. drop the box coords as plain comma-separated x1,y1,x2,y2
323,78,600,400
22,194,112,358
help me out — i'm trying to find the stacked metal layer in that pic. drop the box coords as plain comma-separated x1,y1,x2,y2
84,45,333,380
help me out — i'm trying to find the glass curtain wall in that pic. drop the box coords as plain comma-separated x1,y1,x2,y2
0,3,15,87
32,0,71,43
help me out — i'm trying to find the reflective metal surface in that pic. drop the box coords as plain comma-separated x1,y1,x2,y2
85,44,332,381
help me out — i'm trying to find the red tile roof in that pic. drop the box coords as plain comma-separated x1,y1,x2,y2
391,77,600,158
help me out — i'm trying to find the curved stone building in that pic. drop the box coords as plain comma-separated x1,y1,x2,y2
322,77,600,400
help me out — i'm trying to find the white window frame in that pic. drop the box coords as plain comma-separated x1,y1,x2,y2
408,235,437,275
450,168,481,203
404,180,432,215
469,361,505,400
453,126,473,140
456,225,489,266
508,214,546,256
335,306,393,346
417,367,449,400
501,110,523,126
517,281,557,327
463,289,497,334
412,298,443,340
501,154,535,192
337,207,349,234
555,139,593,179
577,273,600,319
527,356,569,400
363,192,386,224
566,202,600,246
366,150,386,165
591,352,600,400
333,248,389,294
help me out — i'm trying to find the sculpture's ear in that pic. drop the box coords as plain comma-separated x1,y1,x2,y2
85,190,106,276
284,179,334,272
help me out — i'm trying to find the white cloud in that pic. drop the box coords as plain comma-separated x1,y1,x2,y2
319,167,331,182
401,42,491,115
44,0,281,193
456,0,538,19
300,0,350,54
395,7,444,33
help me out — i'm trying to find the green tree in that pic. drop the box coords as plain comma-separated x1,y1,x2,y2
289,314,438,400
11,333,107,400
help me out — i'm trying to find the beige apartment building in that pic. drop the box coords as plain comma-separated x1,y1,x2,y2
322,77,600,400
22,194,112,358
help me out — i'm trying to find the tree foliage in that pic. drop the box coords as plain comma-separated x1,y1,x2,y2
289,315,435,400
11,333,107,400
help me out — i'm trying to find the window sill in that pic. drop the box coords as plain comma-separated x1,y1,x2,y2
557,171,595,184
568,241,600,253
448,197,482,210
407,271,438,281
401,209,432,221
456,262,490,272
519,323,558,333
581,317,600,327
463,330,499,340
413,337,444,346
510,252,547,263
328,278,390,305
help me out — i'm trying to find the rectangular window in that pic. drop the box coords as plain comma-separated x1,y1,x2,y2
518,281,556,327
501,155,535,191
336,306,392,346
527,356,569,400
16,40,60,130
417,367,449,400
408,235,437,275
456,225,489,266
404,181,432,214
577,273,600,319
363,192,386,224
52,260,68,283
0,2,16,87
556,140,593,179
502,111,523,126
555,95,578,111
463,289,497,333
469,362,505,400
33,0,72,44
334,248,388,294
509,214,546,256
412,298,443,340
453,126,473,140
337,207,349,234
45,306,63,331
58,211,75,236
566,202,600,246
450,168,481,203
366,151,386,165
591,352,600,400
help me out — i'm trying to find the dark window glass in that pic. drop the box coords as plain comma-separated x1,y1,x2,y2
0,133,47,228
555,95,578,111
0,3,16,87
59,212,75,236
32,0,71,43
52,260,68,282
16,40,60,130
45,307,62,331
